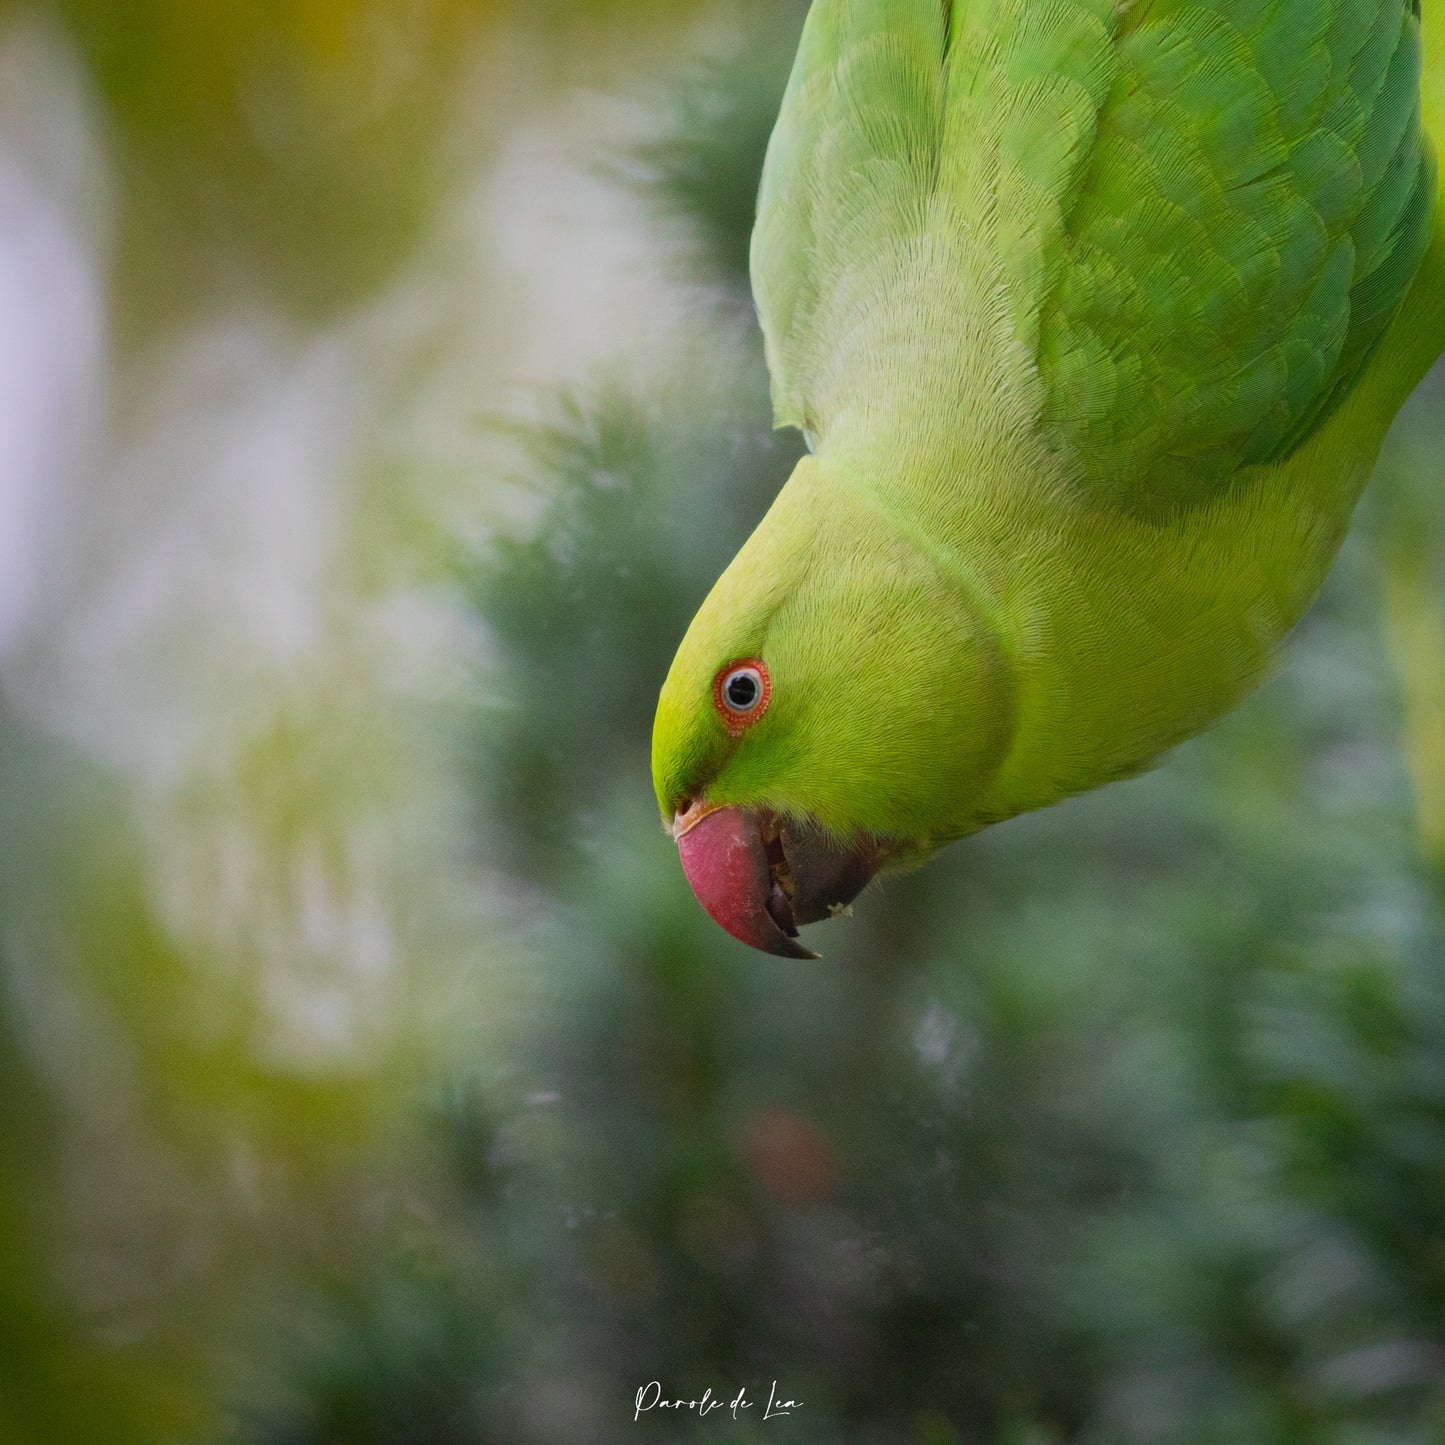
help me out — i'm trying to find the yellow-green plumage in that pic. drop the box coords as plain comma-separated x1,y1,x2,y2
652,0,1445,943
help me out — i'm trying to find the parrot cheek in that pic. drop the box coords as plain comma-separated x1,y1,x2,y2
672,801,883,958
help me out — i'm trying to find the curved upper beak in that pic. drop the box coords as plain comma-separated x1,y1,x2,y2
672,801,884,958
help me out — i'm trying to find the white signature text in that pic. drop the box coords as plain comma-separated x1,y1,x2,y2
634,1380,802,1422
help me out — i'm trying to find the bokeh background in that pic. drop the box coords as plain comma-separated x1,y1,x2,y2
1,2,1444,1441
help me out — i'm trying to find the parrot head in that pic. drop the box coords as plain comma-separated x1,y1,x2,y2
651,456,1015,957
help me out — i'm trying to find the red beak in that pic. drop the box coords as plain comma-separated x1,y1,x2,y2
672,801,883,958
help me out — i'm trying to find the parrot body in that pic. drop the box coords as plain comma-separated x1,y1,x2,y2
653,0,1445,956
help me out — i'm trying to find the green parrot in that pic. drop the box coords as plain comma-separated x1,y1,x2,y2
652,0,1445,957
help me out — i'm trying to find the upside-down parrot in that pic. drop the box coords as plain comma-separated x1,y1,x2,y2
652,0,1445,957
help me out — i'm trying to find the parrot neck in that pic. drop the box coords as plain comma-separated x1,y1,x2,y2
821,381,1387,841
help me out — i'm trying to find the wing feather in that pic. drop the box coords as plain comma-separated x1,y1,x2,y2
750,0,1437,505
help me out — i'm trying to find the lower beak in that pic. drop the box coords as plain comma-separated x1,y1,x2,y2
672,802,883,958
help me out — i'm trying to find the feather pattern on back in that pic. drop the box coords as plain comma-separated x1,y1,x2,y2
751,0,1437,507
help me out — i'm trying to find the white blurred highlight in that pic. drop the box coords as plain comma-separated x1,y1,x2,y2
0,24,104,660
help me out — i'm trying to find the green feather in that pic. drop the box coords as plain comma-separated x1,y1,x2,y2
751,0,1434,507
653,0,1445,908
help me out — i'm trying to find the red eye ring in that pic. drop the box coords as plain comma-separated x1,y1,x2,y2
712,658,771,735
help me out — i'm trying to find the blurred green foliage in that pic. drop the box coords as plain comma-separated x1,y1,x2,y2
2,2,1445,1444
33,0,736,328
50,0,486,323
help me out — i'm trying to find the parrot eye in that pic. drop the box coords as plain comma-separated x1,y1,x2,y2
713,659,770,734
724,670,761,710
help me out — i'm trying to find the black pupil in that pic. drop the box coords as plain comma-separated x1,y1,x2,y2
725,673,759,710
